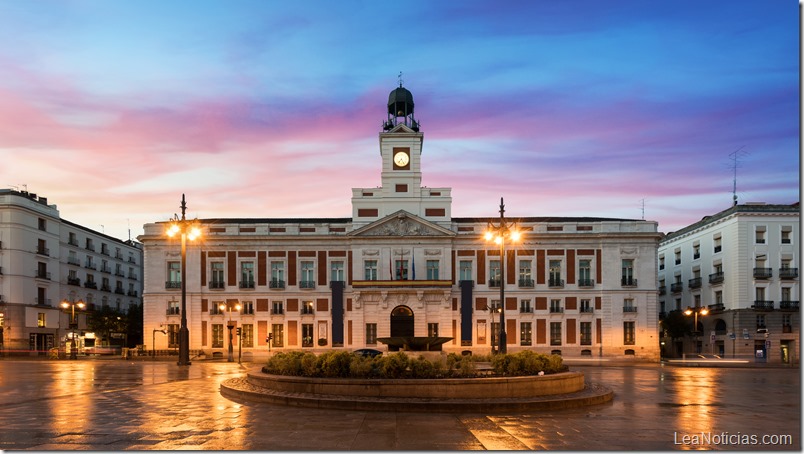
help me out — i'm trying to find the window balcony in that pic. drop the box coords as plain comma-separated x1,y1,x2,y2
36,247,50,256
101,285,111,292
708,303,725,312
68,239,79,247
549,306,564,313
299,280,316,289
577,278,595,288
166,307,180,316
519,307,533,314
518,278,534,288
85,263,97,270
85,244,96,252
165,281,182,289
580,306,594,313
300,307,314,315
270,279,286,289
623,306,637,313
209,280,225,289
239,280,255,289
548,278,564,288
84,281,97,289
709,272,724,284
114,288,125,295
488,278,501,288
779,268,799,280
67,257,81,266
670,282,683,293
753,268,773,279
779,301,799,311
127,290,138,297
688,277,702,289
101,266,112,274
658,286,666,296
35,270,51,280
128,273,138,280
621,277,638,287
241,307,255,315
67,277,81,286
751,300,774,311
271,308,284,315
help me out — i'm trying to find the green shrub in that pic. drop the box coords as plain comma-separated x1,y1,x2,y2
318,351,353,378
377,352,409,378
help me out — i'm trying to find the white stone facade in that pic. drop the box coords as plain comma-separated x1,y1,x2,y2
0,189,143,355
658,202,800,363
140,86,662,361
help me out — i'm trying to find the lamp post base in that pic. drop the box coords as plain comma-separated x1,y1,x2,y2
177,327,191,366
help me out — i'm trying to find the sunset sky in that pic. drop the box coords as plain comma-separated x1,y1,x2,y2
1,1,799,242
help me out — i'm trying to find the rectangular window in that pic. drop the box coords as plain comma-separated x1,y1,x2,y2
271,262,285,288
755,226,766,244
580,299,593,313
240,262,255,288
211,262,225,288
210,302,223,315
426,260,439,280
659,255,665,270
550,322,562,346
302,324,314,347
714,235,722,253
623,298,636,312
550,299,563,313
489,260,501,287
167,324,179,347
578,259,592,286
459,260,473,281
519,299,532,313
781,226,792,244
549,260,562,286
241,301,254,315
693,243,700,260
300,261,315,287
330,261,344,282
167,261,181,287
394,260,409,280
272,301,284,315
366,323,377,345
520,322,532,346
624,321,635,345
622,259,635,286
37,312,46,328
580,322,592,345
301,300,314,315
674,249,681,265
242,324,254,348
271,324,284,347
212,324,224,348
364,260,378,280
519,260,533,287
427,323,439,337
167,299,180,315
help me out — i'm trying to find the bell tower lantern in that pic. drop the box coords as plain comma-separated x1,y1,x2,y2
383,75,419,132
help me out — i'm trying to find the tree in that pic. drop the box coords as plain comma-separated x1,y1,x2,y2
661,310,691,357
87,306,127,347
126,303,143,348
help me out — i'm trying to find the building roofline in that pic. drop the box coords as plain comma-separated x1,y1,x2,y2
61,218,142,247
663,202,800,241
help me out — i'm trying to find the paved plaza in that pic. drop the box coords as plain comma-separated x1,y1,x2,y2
0,358,799,450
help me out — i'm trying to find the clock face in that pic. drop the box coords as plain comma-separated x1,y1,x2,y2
393,151,409,167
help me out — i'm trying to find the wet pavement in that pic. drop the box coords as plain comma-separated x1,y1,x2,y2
0,358,799,450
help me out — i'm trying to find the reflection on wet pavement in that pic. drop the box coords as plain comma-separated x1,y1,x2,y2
0,360,798,450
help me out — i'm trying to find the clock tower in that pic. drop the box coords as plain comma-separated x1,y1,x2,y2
351,83,452,227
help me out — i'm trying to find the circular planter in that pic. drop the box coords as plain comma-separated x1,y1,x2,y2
220,368,613,412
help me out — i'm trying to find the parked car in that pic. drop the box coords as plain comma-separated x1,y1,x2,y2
353,348,383,358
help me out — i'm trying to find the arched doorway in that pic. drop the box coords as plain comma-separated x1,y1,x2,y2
390,305,414,338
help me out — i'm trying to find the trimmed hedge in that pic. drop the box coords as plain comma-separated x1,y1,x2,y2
262,350,566,379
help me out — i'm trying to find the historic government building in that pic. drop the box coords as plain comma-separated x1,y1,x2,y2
140,85,662,361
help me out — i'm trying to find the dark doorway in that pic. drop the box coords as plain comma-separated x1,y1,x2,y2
390,305,414,338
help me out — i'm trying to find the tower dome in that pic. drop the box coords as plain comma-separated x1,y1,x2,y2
382,81,419,132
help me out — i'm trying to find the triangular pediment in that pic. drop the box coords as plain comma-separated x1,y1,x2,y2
387,123,416,134
350,210,455,237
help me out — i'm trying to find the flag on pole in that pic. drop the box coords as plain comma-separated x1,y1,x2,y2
389,253,393,280
411,252,416,280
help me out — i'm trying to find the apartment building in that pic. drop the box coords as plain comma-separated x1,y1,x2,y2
658,202,799,363
0,189,143,355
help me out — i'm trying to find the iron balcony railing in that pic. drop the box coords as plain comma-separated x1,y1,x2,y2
67,277,81,286
751,300,774,311
488,278,501,288
299,280,316,289
578,278,595,288
239,280,255,289
753,268,773,279
165,281,182,289
518,278,534,288
623,306,638,313
270,279,285,289
580,306,594,313
688,277,702,289
548,278,564,288
709,272,724,284
209,280,225,289
779,268,799,279
549,306,564,313
670,282,683,293
779,301,799,311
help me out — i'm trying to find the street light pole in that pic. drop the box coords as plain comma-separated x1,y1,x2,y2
61,299,85,360
684,306,709,355
484,197,521,354
220,302,241,362
167,194,201,367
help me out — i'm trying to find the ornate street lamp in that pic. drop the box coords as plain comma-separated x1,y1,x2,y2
166,194,202,366
219,302,241,362
684,306,709,355
61,299,85,360
484,197,521,354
